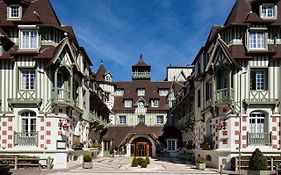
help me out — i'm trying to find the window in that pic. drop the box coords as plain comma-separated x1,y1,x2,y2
20,30,39,49
197,90,201,107
21,111,36,134
260,4,276,18
137,89,145,96
119,115,126,124
8,5,21,19
249,112,266,133
167,139,176,152
103,141,111,151
138,101,145,107
250,69,267,90
115,89,124,96
151,99,159,107
156,115,164,124
20,69,36,90
105,74,111,82
206,82,212,100
159,89,169,96
249,32,266,49
138,115,145,123
124,100,132,108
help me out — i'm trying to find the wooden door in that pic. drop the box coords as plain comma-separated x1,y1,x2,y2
131,144,135,157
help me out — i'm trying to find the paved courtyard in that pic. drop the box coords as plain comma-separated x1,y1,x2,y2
12,157,230,175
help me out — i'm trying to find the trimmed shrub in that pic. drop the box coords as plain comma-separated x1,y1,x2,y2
248,148,268,170
196,157,206,163
141,160,148,168
145,156,150,164
83,154,92,162
137,157,144,166
131,157,138,167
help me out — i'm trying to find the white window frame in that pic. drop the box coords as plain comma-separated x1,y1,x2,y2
20,69,36,90
159,89,169,96
119,115,127,124
137,89,145,96
250,69,267,91
249,112,266,133
260,4,277,19
248,31,266,50
156,115,164,124
8,5,22,19
124,100,132,108
21,111,37,134
151,99,159,107
19,29,39,50
115,89,124,96
167,139,177,152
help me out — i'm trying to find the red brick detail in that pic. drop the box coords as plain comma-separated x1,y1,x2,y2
273,144,278,149
2,139,7,144
272,117,277,122
40,144,44,148
223,131,227,135
40,126,44,131
242,117,247,122
235,140,240,144
223,140,227,144
46,140,51,144
40,117,44,122
40,135,44,140
242,144,247,148
46,131,51,136
8,126,12,131
272,127,277,131
2,131,7,135
242,126,247,131
8,117,13,122
242,135,247,140
2,122,7,126
46,122,51,127
272,135,277,140
8,135,12,140
8,144,12,148
235,122,239,126
235,131,240,135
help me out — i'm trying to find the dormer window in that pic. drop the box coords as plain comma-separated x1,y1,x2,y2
260,4,276,19
159,89,169,96
115,89,124,96
248,30,267,50
8,5,21,19
20,30,39,50
151,99,159,107
137,89,145,96
124,100,132,108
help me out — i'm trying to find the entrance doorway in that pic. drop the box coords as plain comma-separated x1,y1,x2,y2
131,137,152,157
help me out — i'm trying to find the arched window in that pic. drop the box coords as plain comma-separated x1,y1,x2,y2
249,111,266,133
21,111,36,134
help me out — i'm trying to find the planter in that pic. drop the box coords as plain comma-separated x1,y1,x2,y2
83,161,93,169
196,163,206,170
247,170,270,175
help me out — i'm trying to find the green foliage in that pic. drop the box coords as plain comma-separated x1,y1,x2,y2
141,160,148,168
196,157,206,163
145,156,150,164
137,157,144,166
248,148,268,170
109,149,114,154
131,157,138,167
83,154,92,162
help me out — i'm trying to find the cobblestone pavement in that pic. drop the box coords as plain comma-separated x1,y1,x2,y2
12,157,230,175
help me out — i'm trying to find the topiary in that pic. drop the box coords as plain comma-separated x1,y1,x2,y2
83,154,92,162
248,148,268,171
145,156,150,164
141,160,148,168
137,157,144,166
131,157,138,167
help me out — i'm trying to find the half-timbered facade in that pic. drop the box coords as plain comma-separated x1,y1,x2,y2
171,0,281,170
0,0,109,169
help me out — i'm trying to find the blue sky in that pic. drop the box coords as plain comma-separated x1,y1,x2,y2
51,0,235,81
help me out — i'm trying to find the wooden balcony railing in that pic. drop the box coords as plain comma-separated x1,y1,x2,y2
215,88,234,104
14,132,38,146
57,88,71,102
247,132,272,146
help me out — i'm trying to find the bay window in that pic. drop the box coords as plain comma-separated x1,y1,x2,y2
20,30,39,49
249,32,266,49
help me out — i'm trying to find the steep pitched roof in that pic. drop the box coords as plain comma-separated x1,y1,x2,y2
132,55,151,68
0,0,61,27
96,63,107,82
224,0,253,25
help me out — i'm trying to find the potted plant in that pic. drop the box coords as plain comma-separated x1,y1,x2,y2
248,148,269,175
196,157,206,170
72,142,83,150
83,154,93,169
109,149,114,157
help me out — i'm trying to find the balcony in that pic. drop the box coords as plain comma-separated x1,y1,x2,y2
14,132,38,146
89,112,107,126
132,72,150,79
52,88,72,106
175,112,194,130
247,132,272,146
215,88,234,105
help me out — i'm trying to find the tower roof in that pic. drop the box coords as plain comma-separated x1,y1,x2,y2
96,62,107,82
132,54,151,68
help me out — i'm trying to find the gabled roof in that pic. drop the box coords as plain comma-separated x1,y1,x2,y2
0,0,61,27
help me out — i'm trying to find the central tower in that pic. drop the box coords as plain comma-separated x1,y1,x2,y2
132,54,151,80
